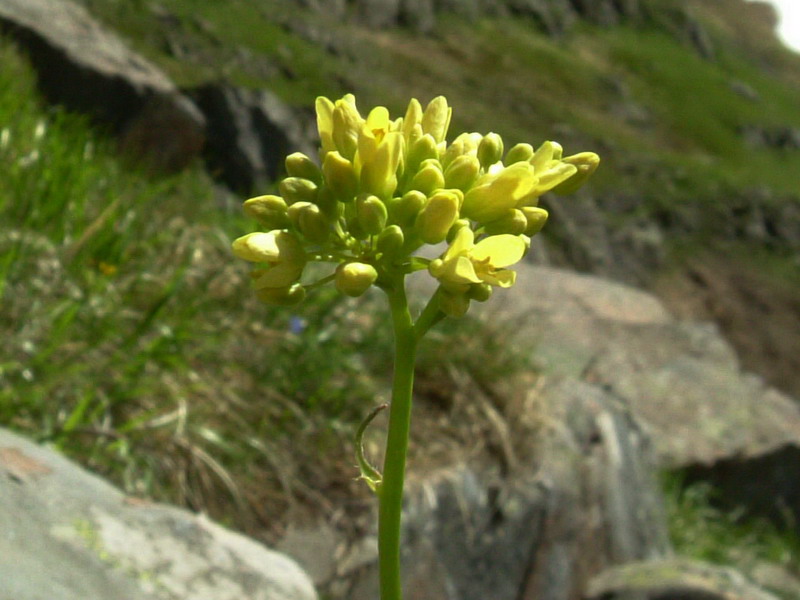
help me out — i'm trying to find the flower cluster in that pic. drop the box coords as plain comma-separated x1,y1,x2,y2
232,94,598,316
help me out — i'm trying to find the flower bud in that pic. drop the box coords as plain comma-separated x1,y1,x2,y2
551,152,601,195
415,190,460,244
335,262,378,297
315,187,344,221
530,140,563,172
359,132,402,199
405,133,438,178
255,283,306,306
421,96,452,144
505,143,533,165
376,225,405,259
323,151,358,202
285,152,322,184
279,177,318,206
410,159,445,195
446,218,470,243
403,98,423,142
356,194,388,236
242,195,290,229
521,206,549,236
389,190,427,229
444,154,480,192
332,99,361,160
441,132,481,170
461,162,537,223
467,282,493,302
483,208,528,235
287,202,330,243
438,289,470,318
477,132,504,169
232,230,304,264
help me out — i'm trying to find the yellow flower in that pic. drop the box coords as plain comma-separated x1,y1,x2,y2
356,106,404,199
316,94,363,161
231,230,307,289
420,96,452,145
428,227,526,289
460,162,538,223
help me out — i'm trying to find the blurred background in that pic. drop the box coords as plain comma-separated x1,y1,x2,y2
1,0,799,597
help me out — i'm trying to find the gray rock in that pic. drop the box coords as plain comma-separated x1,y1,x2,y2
399,0,436,33
749,562,800,599
729,79,761,102
505,0,577,36
293,0,347,19
356,0,402,28
431,0,483,21
480,265,800,529
568,0,622,26
539,193,620,277
651,5,715,60
585,558,781,600
0,0,205,172
0,427,317,600
741,125,800,150
190,84,317,194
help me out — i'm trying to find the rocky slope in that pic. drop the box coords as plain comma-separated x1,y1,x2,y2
4,0,797,395
2,0,800,598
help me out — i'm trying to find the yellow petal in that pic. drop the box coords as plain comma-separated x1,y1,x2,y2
530,141,560,172
421,96,451,143
251,261,304,289
471,234,525,268
442,226,475,261
403,98,423,141
315,97,335,155
481,269,516,288
461,162,537,222
231,232,280,263
442,255,481,284
536,162,578,192
366,106,390,132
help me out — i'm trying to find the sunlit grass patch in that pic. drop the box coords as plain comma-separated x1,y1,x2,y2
664,474,800,598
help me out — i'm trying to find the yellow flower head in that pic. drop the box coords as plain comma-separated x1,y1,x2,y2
236,93,598,311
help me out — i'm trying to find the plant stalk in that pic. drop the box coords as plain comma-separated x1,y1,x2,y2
378,280,418,600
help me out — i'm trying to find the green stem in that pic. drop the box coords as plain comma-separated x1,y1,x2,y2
378,277,417,600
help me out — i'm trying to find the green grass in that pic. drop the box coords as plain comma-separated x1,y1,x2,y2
0,35,394,524
665,474,800,598
73,0,348,103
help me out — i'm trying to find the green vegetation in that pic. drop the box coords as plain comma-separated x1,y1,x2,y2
665,475,800,598
0,35,390,521
0,36,533,526
3,0,800,584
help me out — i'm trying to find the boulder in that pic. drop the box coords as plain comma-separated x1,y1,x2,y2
0,0,205,172
585,558,780,600
190,84,317,194
480,265,800,528
505,0,577,36
356,0,402,28
741,125,800,150
399,0,437,33
568,0,622,26
0,427,317,600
